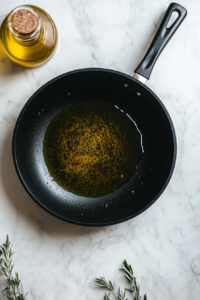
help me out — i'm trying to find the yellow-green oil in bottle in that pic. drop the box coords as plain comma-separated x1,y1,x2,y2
0,5,58,67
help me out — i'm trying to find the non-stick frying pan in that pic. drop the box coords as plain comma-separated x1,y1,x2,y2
13,3,187,226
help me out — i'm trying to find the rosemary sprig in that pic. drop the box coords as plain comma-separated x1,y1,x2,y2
95,261,147,300
121,260,147,300
95,277,127,300
0,235,27,300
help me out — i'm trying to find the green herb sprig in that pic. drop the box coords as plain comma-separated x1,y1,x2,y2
95,277,127,300
95,260,147,300
0,235,27,300
121,260,147,300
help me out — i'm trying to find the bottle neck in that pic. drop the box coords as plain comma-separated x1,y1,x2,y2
7,5,42,42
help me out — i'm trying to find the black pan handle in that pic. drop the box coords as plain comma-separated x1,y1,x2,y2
134,2,187,80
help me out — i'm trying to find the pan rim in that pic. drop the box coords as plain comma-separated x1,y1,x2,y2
12,68,177,226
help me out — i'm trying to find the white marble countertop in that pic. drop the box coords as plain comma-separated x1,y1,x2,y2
0,0,199,299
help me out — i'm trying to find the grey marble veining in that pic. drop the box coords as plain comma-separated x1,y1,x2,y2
0,0,200,300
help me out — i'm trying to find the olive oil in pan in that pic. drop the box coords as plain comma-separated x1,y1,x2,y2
43,101,143,197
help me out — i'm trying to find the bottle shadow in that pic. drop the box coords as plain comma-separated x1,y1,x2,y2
1,124,101,237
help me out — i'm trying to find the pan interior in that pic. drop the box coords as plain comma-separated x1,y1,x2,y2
43,100,143,198
13,69,176,226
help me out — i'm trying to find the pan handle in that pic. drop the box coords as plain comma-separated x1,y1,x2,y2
133,2,187,82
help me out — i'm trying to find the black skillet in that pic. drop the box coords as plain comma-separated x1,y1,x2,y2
13,3,187,226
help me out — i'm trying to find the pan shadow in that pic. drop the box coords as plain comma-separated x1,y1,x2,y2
1,123,100,237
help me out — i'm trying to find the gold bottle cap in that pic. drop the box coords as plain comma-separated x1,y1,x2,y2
12,9,37,34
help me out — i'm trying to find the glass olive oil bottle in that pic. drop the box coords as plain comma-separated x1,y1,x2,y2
0,5,58,67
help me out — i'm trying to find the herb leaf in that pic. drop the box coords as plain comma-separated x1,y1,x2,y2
0,235,27,300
